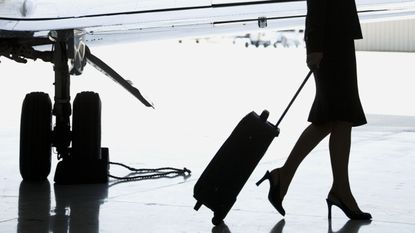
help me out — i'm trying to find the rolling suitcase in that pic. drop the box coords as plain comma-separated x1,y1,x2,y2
193,70,313,225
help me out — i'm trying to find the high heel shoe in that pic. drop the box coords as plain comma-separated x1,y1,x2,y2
256,170,286,216
326,193,372,220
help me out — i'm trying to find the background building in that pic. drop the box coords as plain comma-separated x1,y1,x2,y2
356,18,415,52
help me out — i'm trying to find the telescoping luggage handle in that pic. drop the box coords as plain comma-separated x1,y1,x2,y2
274,70,313,128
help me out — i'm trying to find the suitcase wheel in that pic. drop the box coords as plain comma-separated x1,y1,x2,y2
194,201,202,211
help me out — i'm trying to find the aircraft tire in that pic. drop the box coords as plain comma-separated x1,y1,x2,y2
20,92,52,181
72,92,101,161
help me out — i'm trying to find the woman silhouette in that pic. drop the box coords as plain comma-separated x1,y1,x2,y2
257,0,371,220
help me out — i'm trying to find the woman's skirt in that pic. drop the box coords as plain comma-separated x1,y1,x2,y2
308,39,366,127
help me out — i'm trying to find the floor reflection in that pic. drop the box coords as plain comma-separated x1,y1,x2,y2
17,181,108,233
270,219,285,233
328,219,372,233
18,181,51,233
212,223,231,233
210,218,372,233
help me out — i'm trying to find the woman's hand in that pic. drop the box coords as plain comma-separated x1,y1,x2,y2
307,52,323,71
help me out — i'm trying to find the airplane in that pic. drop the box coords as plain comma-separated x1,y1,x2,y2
1,0,415,184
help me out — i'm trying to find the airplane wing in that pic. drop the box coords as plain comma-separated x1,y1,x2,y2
1,0,415,45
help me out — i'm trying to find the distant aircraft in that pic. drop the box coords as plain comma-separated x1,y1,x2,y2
1,0,415,184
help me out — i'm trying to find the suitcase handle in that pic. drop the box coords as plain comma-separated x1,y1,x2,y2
275,70,313,128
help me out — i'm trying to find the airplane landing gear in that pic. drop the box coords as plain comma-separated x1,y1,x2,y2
19,92,52,182
72,92,102,163
54,92,109,184
12,29,153,184
51,31,109,184
18,30,108,184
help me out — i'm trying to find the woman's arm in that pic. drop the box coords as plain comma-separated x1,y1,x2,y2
305,0,328,70
305,0,328,53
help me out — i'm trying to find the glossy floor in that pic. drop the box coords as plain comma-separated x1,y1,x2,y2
2,115,415,233
1,42,415,233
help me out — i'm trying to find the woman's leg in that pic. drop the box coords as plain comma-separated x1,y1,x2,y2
274,123,331,198
328,121,360,211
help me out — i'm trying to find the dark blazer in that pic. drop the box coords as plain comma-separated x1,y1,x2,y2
305,0,363,53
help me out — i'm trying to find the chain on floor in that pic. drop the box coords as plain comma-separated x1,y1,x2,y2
108,161,191,182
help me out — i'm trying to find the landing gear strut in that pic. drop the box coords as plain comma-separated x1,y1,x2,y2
52,30,72,159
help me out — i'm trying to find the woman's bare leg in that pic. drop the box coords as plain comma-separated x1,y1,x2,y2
274,123,331,198
329,121,361,211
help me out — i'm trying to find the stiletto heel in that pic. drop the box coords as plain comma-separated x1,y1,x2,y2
326,193,372,220
256,171,270,186
326,199,332,219
256,170,285,216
